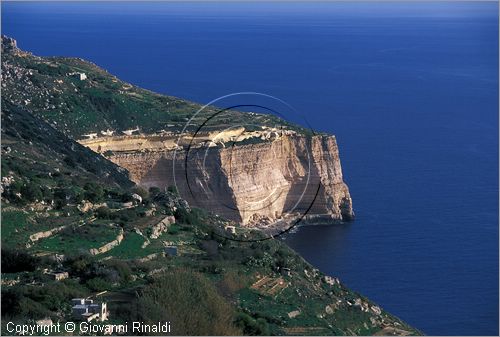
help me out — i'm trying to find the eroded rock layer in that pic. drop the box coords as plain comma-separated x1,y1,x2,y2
82,134,354,225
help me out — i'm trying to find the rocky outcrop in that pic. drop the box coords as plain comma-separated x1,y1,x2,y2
87,134,353,226
77,201,107,213
89,228,124,255
1,35,19,54
29,225,68,243
150,216,176,239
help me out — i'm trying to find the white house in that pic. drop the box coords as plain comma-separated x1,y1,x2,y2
70,72,87,81
72,298,108,322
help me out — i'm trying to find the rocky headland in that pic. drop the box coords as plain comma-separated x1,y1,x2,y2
79,131,354,227
0,35,422,336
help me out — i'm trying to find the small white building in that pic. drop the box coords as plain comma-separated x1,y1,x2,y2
101,129,114,136
225,226,236,235
47,271,69,281
122,127,139,136
72,298,108,322
83,133,98,140
70,72,87,81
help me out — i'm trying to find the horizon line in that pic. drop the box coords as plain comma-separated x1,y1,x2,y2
2,0,499,2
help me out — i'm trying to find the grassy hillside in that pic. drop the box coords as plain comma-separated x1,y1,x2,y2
1,101,133,192
1,35,300,139
0,89,421,337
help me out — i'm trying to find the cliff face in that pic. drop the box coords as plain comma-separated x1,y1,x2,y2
2,35,353,227
94,134,353,226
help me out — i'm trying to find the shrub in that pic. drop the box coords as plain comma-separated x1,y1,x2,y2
16,297,49,319
116,208,137,224
168,224,180,235
1,248,39,273
235,312,270,335
21,182,42,202
199,240,219,257
218,271,247,297
167,185,178,195
120,193,134,202
174,208,201,226
105,260,133,283
86,277,110,292
84,182,104,203
40,186,53,201
1,288,22,317
136,270,241,335
95,206,112,219
2,180,23,203
64,253,93,277
132,186,149,200
53,187,68,208
63,156,76,168
2,279,89,320
148,187,161,198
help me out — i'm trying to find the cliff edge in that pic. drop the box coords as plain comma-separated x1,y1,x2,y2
83,133,354,226
2,34,354,228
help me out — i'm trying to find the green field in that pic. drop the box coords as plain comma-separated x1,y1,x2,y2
34,222,122,254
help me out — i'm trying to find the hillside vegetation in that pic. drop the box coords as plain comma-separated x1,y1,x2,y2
1,36,297,139
1,36,420,336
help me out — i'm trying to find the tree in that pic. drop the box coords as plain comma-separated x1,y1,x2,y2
167,185,178,195
235,312,270,335
53,187,68,208
1,248,39,273
132,186,149,200
136,270,241,335
21,183,42,202
148,187,161,197
84,182,104,203
95,206,112,219
86,277,110,292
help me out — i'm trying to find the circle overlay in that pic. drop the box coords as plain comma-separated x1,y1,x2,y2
172,92,321,242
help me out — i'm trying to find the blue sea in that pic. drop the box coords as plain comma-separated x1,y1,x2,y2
2,2,498,335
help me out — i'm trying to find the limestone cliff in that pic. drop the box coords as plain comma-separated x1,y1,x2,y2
2,35,353,227
83,134,354,226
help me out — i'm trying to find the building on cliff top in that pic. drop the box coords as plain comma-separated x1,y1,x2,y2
83,133,98,140
122,127,140,136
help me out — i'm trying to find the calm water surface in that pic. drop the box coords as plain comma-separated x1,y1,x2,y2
2,2,498,335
